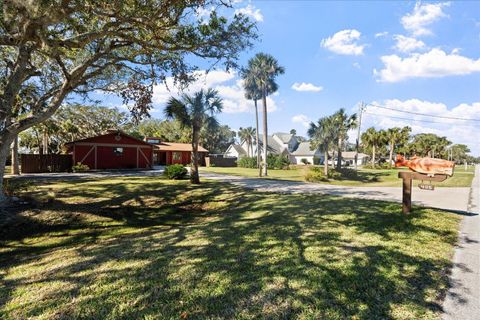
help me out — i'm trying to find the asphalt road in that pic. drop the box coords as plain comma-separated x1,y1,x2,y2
200,172,472,213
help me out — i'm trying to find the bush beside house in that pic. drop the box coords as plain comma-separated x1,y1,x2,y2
164,164,188,180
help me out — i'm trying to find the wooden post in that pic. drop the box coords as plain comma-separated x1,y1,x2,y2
400,173,412,214
398,171,448,214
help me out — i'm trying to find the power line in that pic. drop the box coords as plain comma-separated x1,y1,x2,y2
367,103,480,122
364,111,477,126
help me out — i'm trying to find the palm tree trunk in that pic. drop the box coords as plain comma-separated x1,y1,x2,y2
11,135,20,175
324,148,328,176
191,127,200,184
389,141,394,168
255,99,261,177
336,138,342,171
372,145,376,167
262,87,268,176
331,150,335,169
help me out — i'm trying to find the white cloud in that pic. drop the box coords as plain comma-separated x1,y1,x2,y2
374,48,480,82
196,6,214,19
292,114,311,128
375,31,389,38
321,29,365,55
362,99,480,155
291,82,323,92
216,79,277,113
401,2,450,36
353,62,361,69
234,4,263,22
393,35,426,53
152,70,277,114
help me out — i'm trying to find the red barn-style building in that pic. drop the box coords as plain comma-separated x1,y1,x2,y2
66,130,153,170
145,137,208,166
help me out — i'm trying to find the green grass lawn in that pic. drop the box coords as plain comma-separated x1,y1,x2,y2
0,176,461,319
201,166,474,187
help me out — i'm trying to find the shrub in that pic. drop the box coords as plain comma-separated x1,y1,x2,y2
237,157,257,168
267,154,290,170
337,167,358,179
3,178,33,197
304,167,328,182
313,156,322,165
164,164,188,180
300,158,310,165
72,162,90,172
304,167,357,182
363,163,390,170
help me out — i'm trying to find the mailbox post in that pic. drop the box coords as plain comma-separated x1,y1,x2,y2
398,172,448,214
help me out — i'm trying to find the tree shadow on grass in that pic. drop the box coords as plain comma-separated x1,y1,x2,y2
0,177,461,319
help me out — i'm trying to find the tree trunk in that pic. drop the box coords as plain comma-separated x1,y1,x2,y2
372,145,376,167
388,142,394,168
255,99,261,177
11,135,20,175
42,131,48,154
324,148,329,176
336,138,342,171
0,134,15,202
190,128,200,184
331,150,335,169
262,87,268,176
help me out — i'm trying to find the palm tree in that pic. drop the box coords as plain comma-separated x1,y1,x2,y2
308,115,335,176
165,89,223,184
361,127,387,166
238,127,256,157
242,59,279,176
331,108,357,171
248,53,285,176
385,126,411,167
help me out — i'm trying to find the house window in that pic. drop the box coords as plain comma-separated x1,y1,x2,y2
113,147,124,156
172,152,182,161
147,138,160,144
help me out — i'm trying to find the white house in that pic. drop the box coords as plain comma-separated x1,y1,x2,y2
224,132,323,164
224,144,247,158
341,151,369,166
290,142,323,165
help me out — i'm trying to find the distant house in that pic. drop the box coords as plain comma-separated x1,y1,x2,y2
341,152,369,166
290,142,322,165
224,144,247,158
66,130,153,170
145,137,208,166
224,132,323,165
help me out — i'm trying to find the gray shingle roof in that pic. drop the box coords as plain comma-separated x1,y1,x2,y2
272,132,294,144
341,151,369,159
292,142,317,156
229,144,247,156
258,135,285,154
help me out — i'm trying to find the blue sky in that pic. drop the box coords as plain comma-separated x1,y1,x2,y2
96,1,480,155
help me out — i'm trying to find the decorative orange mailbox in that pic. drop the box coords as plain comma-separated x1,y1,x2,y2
395,155,455,214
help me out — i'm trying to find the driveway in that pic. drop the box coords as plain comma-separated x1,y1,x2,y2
4,166,165,180
201,172,472,213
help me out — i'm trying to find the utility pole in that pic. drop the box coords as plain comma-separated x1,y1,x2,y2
354,102,366,170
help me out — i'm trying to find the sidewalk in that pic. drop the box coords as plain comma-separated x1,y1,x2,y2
442,165,480,320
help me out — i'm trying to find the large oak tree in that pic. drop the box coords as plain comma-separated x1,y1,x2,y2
0,0,256,199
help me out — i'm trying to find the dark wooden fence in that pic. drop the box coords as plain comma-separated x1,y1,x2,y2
21,154,73,173
205,156,237,167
